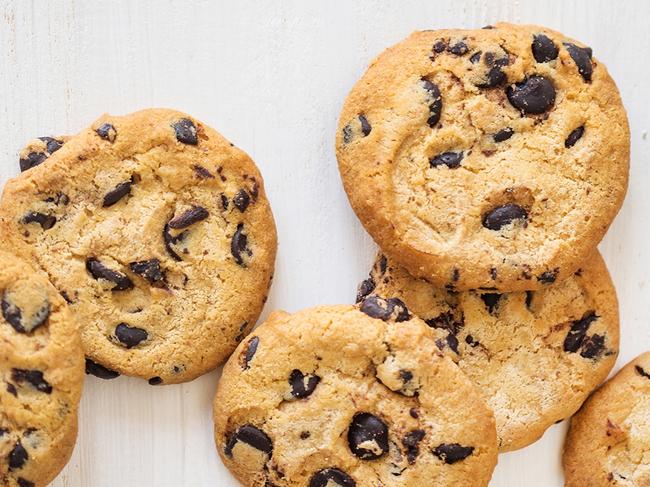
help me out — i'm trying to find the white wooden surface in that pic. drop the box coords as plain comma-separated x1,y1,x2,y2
1,1,648,485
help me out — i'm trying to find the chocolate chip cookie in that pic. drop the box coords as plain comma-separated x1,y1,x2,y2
563,352,650,486
213,305,498,486
336,23,629,291
0,108,277,384
359,251,619,451
0,245,84,487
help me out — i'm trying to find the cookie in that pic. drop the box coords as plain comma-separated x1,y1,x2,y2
18,136,71,173
0,246,84,487
336,22,629,291
213,304,498,487
358,251,619,451
563,352,650,486
0,108,277,384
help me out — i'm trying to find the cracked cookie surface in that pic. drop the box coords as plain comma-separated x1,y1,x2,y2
336,22,629,291
0,247,84,487
359,251,619,451
564,352,650,486
0,108,277,384
213,305,498,487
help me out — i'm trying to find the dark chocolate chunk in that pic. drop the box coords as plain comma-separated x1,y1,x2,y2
224,424,273,458
114,322,148,348
7,383,17,396
356,277,376,303
289,369,321,399
86,258,134,291
21,212,56,230
635,365,650,379
507,76,556,114
95,123,117,142
430,151,463,169
537,269,558,284
85,358,120,380
19,152,47,172
448,41,468,56
493,127,514,142
525,291,534,309
432,443,475,464
422,79,443,127
234,189,251,212
129,259,166,287
231,223,252,267
17,479,34,487
403,429,426,464
347,413,389,460
172,118,198,145
242,336,259,370
9,441,28,469
532,34,559,62
580,334,606,359
300,431,311,439
40,137,63,154
477,62,508,88
432,40,447,53
148,376,163,385
359,295,410,322
480,293,502,314
310,469,355,487
482,204,528,230
168,206,209,229
11,369,52,393
163,224,187,261
469,51,482,64
563,311,598,353
359,115,372,137
564,43,593,82
565,126,585,148
2,290,50,334
102,180,132,207
192,165,214,179
220,193,230,211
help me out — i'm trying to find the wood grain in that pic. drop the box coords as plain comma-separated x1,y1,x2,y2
1,1,648,485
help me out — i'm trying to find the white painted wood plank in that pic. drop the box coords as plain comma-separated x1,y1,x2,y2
0,1,648,485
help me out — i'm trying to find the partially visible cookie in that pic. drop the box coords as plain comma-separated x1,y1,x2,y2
359,251,619,451
0,108,277,384
336,22,629,291
214,304,498,487
0,246,84,487
18,136,71,173
563,352,650,486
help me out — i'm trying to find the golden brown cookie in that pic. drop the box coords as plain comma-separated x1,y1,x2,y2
336,23,629,291
359,251,619,451
563,352,650,486
0,108,277,384
214,305,498,487
0,245,84,487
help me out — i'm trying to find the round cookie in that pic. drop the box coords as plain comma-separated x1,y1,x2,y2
0,108,277,384
0,246,84,487
336,22,629,291
358,251,619,451
563,352,650,486
213,304,498,487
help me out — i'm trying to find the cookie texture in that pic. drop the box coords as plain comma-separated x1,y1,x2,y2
359,251,619,451
336,23,629,291
0,108,277,384
214,305,498,487
564,352,650,486
0,246,84,487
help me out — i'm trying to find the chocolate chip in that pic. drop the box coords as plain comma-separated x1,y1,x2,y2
86,258,134,291
432,40,447,53
40,136,63,154
448,41,468,56
563,311,598,353
96,123,117,142
430,151,463,169
231,223,252,267
163,224,186,261
168,206,209,229
300,431,311,439
310,469,355,487
469,51,482,64
564,43,593,82
225,424,273,458
480,293,502,314
356,277,376,303
148,376,163,385
347,413,389,460
44,192,69,205
360,295,410,322
102,180,133,207
565,126,585,148
11,369,52,394
409,408,419,419
129,259,166,287
85,358,120,380
17,479,34,487
477,62,508,88
493,127,514,142
242,336,259,369
172,118,198,145
537,269,558,284
422,79,443,127
532,34,559,62
9,441,28,469
635,365,650,379
220,194,230,211
432,443,475,464
19,152,48,172
359,114,372,137
233,189,251,212
289,369,321,399
525,291,534,309
21,212,56,230
465,334,480,347
114,323,148,348
580,334,605,359
2,289,50,334
7,383,17,396
192,165,214,179
403,429,426,464
377,255,388,274
482,204,528,230
507,76,556,114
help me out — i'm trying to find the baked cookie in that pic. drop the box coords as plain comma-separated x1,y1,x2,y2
214,304,498,487
336,23,629,291
358,251,619,451
0,246,84,487
19,136,71,173
0,108,277,384
563,352,650,486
